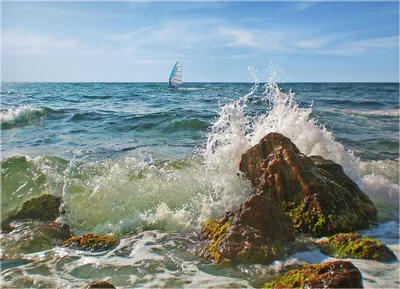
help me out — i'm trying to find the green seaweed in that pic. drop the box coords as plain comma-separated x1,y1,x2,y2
63,233,117,251
319,233,397,262
282,200,329,237
200,217,232,264
263,264,318,289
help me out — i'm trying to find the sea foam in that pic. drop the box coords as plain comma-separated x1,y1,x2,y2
0,105,46,129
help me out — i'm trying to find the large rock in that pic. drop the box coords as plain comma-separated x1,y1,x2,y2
2,194,62,232
199,194,294,265
318,233,397,262
263,260,363,288
239,133,377,237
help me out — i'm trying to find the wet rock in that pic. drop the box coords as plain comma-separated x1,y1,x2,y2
63,233,118,251
318,233,397,262
86,281,116,288
263,260,363,288
199,194,294,265
1,221,71,259
239,133,377,237
2,194,62,232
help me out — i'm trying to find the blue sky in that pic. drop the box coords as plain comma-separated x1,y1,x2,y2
2,1,399,82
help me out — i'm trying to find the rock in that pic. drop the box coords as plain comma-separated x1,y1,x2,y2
63,233,118,251
2,194,62,232
86,281,116,288
263,260,363,288
199,194,294,265
239,133,377,237
1,221,71,259
318,233,397,262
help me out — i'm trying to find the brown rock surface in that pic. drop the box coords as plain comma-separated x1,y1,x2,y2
239,133,377,237
200,194,294,264
318,233,397,262
264,260,363,288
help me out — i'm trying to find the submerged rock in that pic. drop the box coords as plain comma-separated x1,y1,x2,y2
263,260,363,288
239,133,377,237
63,233,118,251
0,221,71,259
199,194,294,265
2,194,62,232
86,281,116,288
318,233,397,262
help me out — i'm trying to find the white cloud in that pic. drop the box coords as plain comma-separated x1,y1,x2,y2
1,28,142,56
218,26,260,48
319,36,399,55
295,34,343,49
295,2,319,11
2,28,85,54
130,59,172,66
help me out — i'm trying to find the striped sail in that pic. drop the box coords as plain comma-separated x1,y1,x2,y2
169,61,183,88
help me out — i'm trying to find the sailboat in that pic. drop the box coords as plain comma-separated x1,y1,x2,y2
168,61,183,89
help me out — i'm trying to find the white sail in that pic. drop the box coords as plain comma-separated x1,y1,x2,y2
169,61,183,88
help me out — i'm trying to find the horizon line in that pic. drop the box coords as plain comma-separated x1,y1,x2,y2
2,81,400,84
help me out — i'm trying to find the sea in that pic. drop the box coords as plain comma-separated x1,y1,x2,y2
1,79,399,288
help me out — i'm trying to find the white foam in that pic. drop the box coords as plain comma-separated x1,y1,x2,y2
0,105,45,125
329,108,400,117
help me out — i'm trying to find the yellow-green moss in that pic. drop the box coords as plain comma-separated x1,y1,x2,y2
63,233,117,251
282,200,328,237
200,217,232,264
319,233,397,262
263,264,319,288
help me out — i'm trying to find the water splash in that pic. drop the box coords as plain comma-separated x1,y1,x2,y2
203,72,398,218
204,74,360,180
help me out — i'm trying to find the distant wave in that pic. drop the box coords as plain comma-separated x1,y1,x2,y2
163,118,209,132
81,94,112,99
323,99,384,107
178,87,206,91
0,105,50,129
328,108,400,117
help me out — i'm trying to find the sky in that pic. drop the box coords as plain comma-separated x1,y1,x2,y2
1,1,399,82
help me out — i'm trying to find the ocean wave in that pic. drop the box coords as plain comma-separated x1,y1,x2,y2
68,111,106,122
328,108,400,117
162,118,209,132
358,160,400,218
323,99,384,107
1,153,252,235
2,80,398,235
81,94,112,99
0,105,50,129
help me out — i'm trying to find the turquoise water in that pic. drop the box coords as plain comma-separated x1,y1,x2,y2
1,81,399,288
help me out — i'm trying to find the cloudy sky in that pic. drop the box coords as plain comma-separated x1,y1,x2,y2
2,1,399,82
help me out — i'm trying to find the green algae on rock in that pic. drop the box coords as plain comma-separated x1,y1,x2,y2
263,260,363,289
199,216,233,264
63,233,118,251
318,233,397,262
199,194,294,265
